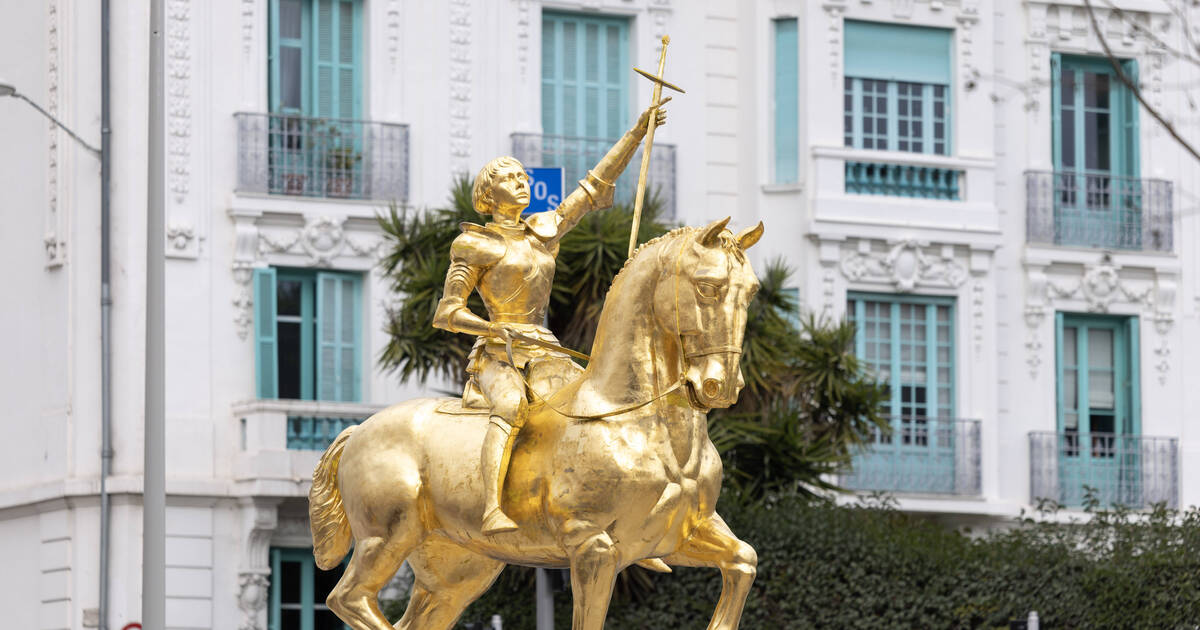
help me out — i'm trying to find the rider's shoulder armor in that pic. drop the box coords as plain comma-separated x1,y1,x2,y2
524,211,562,242
451,222,507,266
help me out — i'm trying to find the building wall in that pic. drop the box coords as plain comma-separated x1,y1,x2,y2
2,0,1200,628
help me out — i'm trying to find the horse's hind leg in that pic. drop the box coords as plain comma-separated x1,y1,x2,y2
661,512,757,630
396,537,505,630
327,533,413,630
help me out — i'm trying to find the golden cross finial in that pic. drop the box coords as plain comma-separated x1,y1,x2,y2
628,35,686,259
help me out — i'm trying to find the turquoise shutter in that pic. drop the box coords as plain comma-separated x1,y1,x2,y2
541,12,629,137
1126,316,1140,435
774,18,799,184
1121,59,1140,178
311,0,361,119
316,272,361,402
843,21,951,84
254,268,279,399
269,0,309,113
1050,53,1062,171
1054,311,1065,432
541,18,558,136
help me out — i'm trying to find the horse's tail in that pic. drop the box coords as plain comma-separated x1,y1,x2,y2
309,425,356,570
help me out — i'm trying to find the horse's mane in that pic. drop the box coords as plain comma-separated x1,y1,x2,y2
601,223,745,308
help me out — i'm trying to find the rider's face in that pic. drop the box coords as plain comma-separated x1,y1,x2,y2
491,165,530,220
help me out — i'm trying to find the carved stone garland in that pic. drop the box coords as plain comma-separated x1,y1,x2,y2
840,240,968,291
1024,260,1176,384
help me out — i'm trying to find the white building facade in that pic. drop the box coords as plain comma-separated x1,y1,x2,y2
2,0,1199,628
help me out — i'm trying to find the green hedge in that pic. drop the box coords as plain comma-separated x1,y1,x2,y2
386,495,1200,629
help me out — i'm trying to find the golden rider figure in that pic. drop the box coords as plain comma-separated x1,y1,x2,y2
433,100,669,535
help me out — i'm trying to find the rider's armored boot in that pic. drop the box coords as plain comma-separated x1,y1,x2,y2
481,415,520,535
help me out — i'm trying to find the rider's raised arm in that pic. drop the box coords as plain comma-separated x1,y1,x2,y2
432,225,506,338
533,103,665,248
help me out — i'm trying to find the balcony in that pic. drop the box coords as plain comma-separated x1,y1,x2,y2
233,399,384,483
1029,432,1178,509
511,133,677,219
841,417,981,496
1025,171,1173,252
235,113,409,203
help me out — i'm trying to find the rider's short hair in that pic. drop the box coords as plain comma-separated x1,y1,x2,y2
472,156,526,216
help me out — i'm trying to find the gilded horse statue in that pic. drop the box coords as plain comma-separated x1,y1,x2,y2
309,217,764,630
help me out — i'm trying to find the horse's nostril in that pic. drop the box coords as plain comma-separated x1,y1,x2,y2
703,379,721,399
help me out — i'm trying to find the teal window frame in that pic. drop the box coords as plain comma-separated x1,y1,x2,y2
269,547,348,630
1053,313,1141,505
540,11,630,139
849,293,956,423
843,21,953,155
269,0,364,119
253,267,363,402
1055,313,1140,439
773,18,800,184
1051,54,1139,179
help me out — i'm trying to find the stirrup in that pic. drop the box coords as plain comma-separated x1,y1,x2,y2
482,507,519,535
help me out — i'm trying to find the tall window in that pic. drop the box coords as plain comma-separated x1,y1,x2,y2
846,293,957,494
1055,313,1140,505
773,18,799,184
254,268,363,402
540,12,630,192
843,21,952,155
269,0,362,118
1051,54,1141,249
269,547,347,630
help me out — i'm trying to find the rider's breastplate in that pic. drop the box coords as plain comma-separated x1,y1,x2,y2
476,223,556,326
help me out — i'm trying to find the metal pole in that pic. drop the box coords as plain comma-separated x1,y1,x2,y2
535,568,554,630
98,1,112,628
144,0,166,627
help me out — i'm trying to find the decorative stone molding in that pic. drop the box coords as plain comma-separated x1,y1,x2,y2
228,207,386,338
649,0,673,46
822,2,845,85
166,0,199,259
388,0,402,67
45,0,65,268
237,498,279,630
237,573,269,630
449,0,473,174
956,2,980,89
892,0,914,19
839,239,968,291
1024,256,1178,383
241,0,255,57
516,0,531,81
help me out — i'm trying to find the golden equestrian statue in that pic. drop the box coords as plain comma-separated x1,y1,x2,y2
309,36,765,630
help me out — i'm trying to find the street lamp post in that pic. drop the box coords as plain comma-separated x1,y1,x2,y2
1,74,112,630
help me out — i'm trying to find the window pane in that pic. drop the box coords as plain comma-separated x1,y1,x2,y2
315,610,346,630
1086,112,1111,171
314,564,342,601
1064,327,1077,368
1085,72,1110,109
1088,328,1113,368
1060,108,1075,168
281,47,302,110
1062,70,1075,107
280,561,301,603
278,321,302,400
278,279,303,316
279,0,302,39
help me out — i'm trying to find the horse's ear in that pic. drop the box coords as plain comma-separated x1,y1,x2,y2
698,216,731,247
735,221,765,250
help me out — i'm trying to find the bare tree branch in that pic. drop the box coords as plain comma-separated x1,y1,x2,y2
1084,0,1200,163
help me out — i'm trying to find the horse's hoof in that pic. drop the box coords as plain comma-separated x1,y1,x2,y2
482,508,519,535
636,558,673,573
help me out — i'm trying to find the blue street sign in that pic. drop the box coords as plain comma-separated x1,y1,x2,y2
524,167,564,215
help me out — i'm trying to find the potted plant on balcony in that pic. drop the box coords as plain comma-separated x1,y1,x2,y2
324,142,362,198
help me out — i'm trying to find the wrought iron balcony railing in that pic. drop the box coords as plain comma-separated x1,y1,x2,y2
1025,170,1173,252
845,160,963,200
235,112,409,203
511,133,677,219
841,417,981,496
1029,431,1178,509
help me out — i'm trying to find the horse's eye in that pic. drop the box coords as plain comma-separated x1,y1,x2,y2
697,282,720,299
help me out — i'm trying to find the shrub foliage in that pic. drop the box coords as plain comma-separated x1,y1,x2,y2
429,493,1200,629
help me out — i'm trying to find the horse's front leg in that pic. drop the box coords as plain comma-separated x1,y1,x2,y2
662,512,757,630
564,521,620,630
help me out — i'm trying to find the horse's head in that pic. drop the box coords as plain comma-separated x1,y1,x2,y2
656,217,764,410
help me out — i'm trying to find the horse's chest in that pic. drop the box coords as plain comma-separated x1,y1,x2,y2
655,411,705,480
